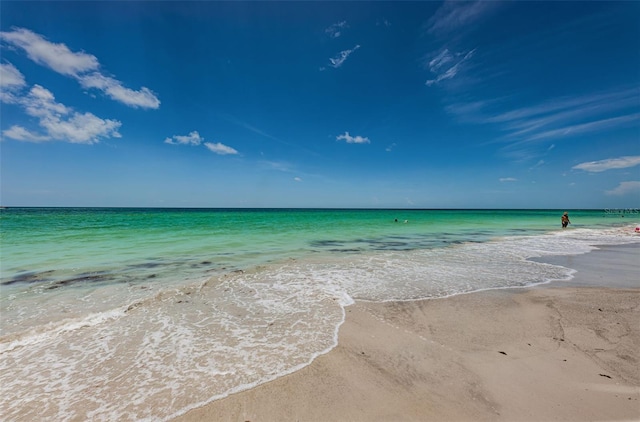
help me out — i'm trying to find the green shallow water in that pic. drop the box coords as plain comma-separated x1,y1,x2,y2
1,207,625,281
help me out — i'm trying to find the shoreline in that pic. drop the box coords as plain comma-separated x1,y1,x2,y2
531,243,639,289
174,245,639,422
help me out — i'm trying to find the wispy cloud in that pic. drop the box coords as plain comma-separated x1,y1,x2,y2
231,119,279,142
529,160,545,170
337,131,370,144
326,45,360,69
425,0,496,35
219,113,321,159
605,181,640,196
1,84,121,144
0,27,160,109
486,88,639,135
204,142,238,155
572,156,640,173
425,48,475,86
260,160,296,173
164,131,203,146
294,177,302,182
425,3,638,164
446,87,640,161
420,0,496,88
510,113,640,145
499,177,517,182
325,21,347,39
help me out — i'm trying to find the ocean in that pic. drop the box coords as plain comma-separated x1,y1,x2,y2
1,208,638,421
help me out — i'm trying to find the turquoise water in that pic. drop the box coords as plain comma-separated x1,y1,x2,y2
0,208,625,288
1,208,638,421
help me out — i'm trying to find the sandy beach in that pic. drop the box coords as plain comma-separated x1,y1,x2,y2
175,245,640,422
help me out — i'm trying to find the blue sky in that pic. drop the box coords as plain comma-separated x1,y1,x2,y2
1,1,639,208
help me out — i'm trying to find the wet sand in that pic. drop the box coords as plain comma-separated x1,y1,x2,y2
175,244,640,422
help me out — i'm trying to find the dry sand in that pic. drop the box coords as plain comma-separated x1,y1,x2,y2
175,245,640,422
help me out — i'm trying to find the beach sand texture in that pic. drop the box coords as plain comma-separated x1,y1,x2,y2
176,246,640,422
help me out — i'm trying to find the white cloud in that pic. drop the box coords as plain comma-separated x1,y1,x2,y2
204,142,238,155
572,156,640,173
3,84,121,144
0,62,27,104
41,111,121,144
164,131,203,146
499,177,517,182
425,48,475,86
0,27,160,109
325,21,347,38
0,62,26,91
2,125,49,142
0,27,99,76
328,45,360,69
386,142,397,152
336,131,370,144
23,84,69,117
164,132,239,156
605,181,640,196
79,73,160,109
294,177,302,182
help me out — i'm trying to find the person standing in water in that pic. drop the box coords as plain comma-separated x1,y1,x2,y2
561,212,570,228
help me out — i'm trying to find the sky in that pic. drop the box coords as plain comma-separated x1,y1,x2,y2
1,1,639,208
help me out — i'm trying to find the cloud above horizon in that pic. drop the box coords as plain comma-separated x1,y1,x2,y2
164,131,238,155
445,87,640,162
572,155,640,173
1,84,121,144
422,2,639,168
0,62,26,92
78,73,160,109
0,27,160,109
336,131,370,144
204,142,239,155
164,131,204,146
605,181,640,196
